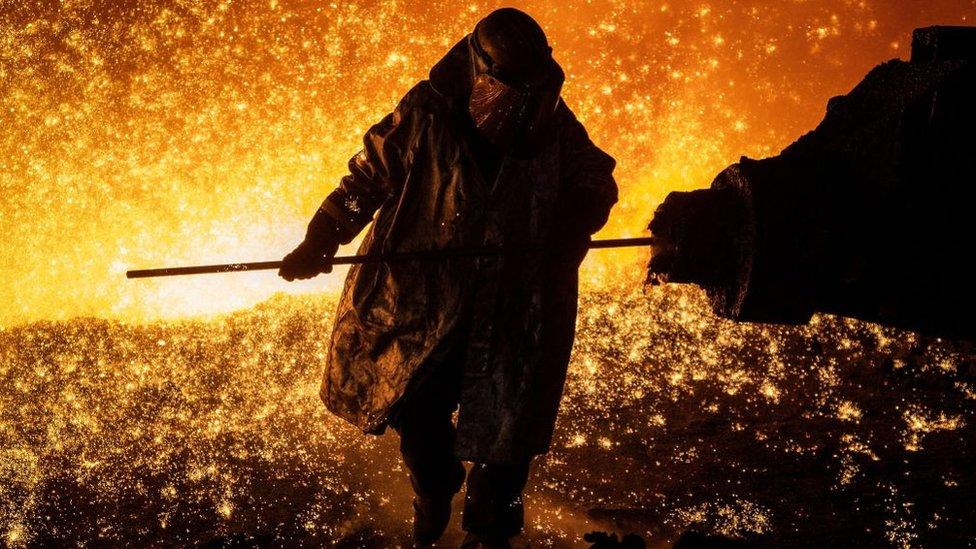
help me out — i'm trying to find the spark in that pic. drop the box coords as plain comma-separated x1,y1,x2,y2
1,1,973,546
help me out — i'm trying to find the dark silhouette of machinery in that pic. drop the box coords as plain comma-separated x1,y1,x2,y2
647,26,976,340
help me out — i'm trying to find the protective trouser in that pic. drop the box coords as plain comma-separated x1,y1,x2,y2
389,336,532,541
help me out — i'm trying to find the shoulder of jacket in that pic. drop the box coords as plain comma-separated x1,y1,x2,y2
555,99,583,127
396,81,452,117
553,99,590,144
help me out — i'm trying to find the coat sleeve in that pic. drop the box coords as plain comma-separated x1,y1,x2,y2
317,85,429,243
558,103,619,236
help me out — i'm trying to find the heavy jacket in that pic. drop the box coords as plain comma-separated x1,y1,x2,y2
320,42,617,463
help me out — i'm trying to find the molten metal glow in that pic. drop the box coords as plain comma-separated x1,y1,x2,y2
1,2,975,547
2,0,971,325
1,290,973,546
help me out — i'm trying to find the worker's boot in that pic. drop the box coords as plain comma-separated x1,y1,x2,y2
460,463,531,548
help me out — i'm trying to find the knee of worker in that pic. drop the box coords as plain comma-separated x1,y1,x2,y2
389,364,462,438
467,461,533,500
399,441,466,498
392,403,463,486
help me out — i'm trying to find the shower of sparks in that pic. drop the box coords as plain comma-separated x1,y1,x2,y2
1,289,974,546
2,0,976,547
0,0,972,325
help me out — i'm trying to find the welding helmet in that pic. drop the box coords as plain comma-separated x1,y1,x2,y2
466,9,565,151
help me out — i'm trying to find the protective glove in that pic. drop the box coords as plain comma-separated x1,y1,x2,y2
278,208,344,281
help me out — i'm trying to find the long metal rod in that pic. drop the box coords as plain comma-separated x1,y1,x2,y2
126,237,654,279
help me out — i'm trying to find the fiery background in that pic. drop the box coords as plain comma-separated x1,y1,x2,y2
2,1,976,547
1,0,972,325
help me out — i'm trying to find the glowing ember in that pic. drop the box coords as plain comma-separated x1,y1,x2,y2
1,1,975,547
1,0,972,325
0,289,972,545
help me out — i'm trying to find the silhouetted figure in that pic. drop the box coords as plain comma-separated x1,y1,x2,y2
647,26,976,340
279,8,617,547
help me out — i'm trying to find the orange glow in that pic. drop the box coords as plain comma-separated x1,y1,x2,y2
1,1,972,325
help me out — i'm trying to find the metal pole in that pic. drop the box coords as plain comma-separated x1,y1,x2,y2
126,237,654,279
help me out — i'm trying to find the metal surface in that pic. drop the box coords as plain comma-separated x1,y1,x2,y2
126,237,654,279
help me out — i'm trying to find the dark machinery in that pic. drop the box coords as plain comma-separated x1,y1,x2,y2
647,26,976,340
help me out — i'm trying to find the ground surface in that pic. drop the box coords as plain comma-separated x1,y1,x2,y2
1,286,974,547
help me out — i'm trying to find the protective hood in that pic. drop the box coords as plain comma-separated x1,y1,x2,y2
429,33,565,152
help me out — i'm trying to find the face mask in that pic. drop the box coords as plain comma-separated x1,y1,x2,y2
468,73,529,148
466,37,565,151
